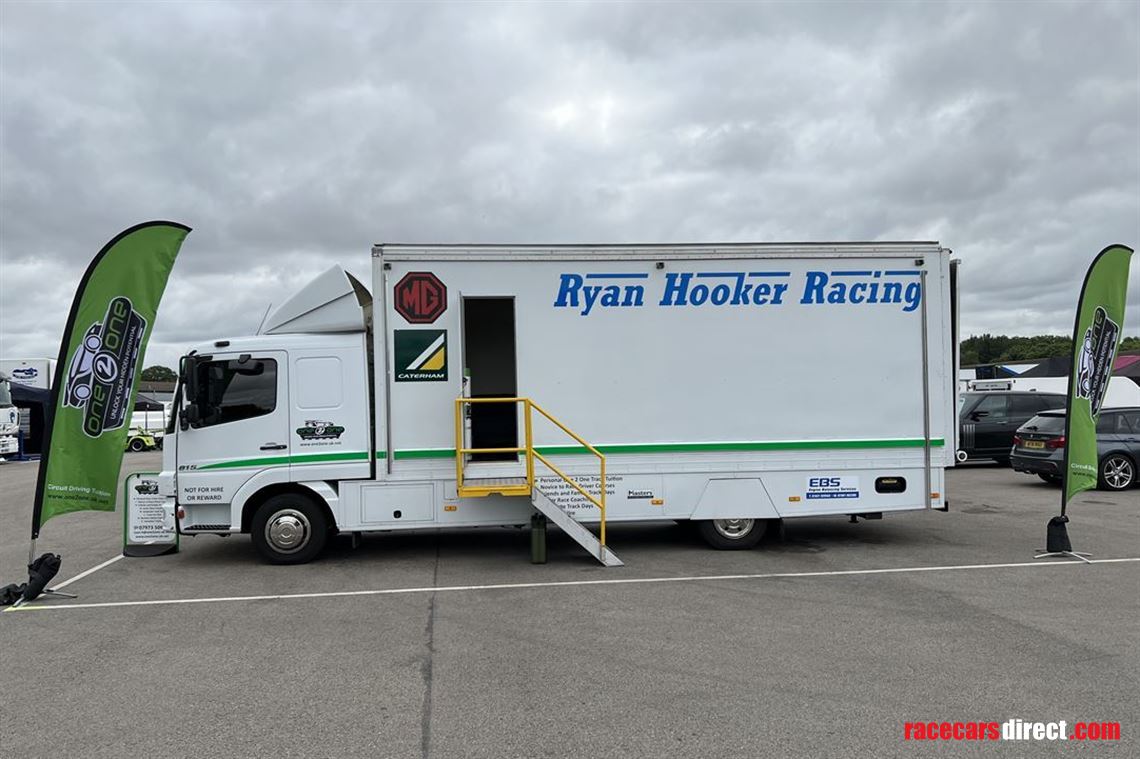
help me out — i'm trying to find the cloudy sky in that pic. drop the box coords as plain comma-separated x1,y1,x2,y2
1,0,1138,371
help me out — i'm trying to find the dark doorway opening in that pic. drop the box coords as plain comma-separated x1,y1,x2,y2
463,297,518,461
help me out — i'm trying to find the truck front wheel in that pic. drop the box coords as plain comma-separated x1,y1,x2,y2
251,494,328,564
697,518,765,550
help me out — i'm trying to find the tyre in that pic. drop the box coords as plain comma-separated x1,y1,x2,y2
128,438,146,452
1037,473,1062,485
697,518,766,550
1098,454,1135,491
251,493,328,564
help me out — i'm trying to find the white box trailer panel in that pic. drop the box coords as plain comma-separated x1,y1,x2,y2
0,358,55,389
375,244,953,461
359,243,954,526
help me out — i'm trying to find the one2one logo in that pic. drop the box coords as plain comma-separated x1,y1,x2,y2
64,296,147,438
134,480,159,495
1075,306,1119,417
296,420,345,440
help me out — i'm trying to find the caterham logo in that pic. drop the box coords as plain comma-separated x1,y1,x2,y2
394,330,447,382
64,296,147,438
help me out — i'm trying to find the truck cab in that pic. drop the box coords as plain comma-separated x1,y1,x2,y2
161,268,373,560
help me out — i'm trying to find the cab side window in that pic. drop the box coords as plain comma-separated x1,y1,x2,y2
193,359,277,427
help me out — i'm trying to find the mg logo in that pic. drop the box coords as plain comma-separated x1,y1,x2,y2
394,272,447,324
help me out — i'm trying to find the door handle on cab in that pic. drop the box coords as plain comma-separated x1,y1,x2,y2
260,443,287,451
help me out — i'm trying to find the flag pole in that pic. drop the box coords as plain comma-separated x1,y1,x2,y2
1036,244,1133,562
1037,257,1095,562
26,222,111,576
19,221,191,605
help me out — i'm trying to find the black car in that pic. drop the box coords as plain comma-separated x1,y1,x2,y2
1011,407,1140,490
959,391,1066,464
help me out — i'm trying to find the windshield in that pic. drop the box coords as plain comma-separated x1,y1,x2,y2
0,378,12,407
1020,414,1065,434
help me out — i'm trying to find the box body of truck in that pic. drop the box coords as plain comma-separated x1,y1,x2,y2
0,359,55,457
0,358,55,390
164,242,958,564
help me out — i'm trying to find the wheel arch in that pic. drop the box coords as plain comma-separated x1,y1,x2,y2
240,481,339,534
1101,449,1136,464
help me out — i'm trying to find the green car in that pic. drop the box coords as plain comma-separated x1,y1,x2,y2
125,429,158,453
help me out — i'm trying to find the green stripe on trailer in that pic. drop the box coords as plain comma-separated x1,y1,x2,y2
393,448,455,460
197,450,372,470
388,438,946,460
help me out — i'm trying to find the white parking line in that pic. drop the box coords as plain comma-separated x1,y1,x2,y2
50,553,126,590
7,556,1139,613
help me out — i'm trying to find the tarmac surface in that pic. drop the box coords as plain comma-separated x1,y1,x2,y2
1,452,1137,758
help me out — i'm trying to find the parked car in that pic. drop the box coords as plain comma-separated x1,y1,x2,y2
1010,407,1140,490
125,428,158,453
958,391,1066,464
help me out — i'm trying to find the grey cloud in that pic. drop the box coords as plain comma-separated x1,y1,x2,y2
1,0,1138,371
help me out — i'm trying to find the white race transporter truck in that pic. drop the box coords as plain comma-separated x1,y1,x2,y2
162,242,959,565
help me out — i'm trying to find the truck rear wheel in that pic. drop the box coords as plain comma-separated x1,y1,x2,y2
251,494,328,564
697,518,765,550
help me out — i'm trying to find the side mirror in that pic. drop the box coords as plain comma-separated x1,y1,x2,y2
179,405,201,431
181,356,199,404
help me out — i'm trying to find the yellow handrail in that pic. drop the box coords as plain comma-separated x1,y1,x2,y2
454,396,606,548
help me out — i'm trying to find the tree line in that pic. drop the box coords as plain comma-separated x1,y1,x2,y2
961,334,1140,366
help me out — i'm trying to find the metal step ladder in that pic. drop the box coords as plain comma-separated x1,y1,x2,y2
455,396,622,567
531,488,623,567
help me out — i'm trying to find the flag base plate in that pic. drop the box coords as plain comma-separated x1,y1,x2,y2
9,587,78,609
1034,550,1094,564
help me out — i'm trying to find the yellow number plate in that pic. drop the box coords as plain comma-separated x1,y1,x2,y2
1024,440,1045,449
